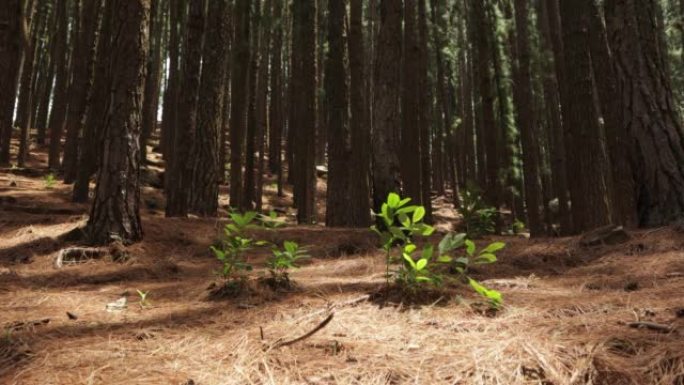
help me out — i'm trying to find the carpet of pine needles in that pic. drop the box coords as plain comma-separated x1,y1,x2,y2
1,145,683,385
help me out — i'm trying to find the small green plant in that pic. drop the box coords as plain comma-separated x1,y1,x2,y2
371,192,435,286
43,173,56,189
372,192,504,308
136,289,151,308
458,184,497,237
210,211,271,293
258,211,286,229
266,241,309,288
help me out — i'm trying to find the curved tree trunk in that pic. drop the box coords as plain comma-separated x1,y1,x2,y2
46,0,69,170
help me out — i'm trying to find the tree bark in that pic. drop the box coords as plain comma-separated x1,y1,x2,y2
165,0,204,217
140,0,164,167
0,0,24,165
325,0,351,227
371,0,403,211
559,0,611,232
401,0,423,206
229,0,251,209
188,0,229,217
605,0,684,226
513,0,544,236
348,0,371,227
86,0,149,245
46,0,69,170
62,0,100,183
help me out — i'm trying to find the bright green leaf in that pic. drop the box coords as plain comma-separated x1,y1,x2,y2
465,239,475,256
481,242,505,254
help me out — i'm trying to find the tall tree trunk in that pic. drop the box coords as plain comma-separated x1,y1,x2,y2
229,0,250,209
268,0,284,189
371,0,403,210
0,0,24,165
140,0,164,167
470,0,499,208
86,0,149,245
188,0,229,217
292,0,317,224
46,0,69,170
606,0,684,225
34,4,56,147
348,0,371,227
513,0,544,236
165,0,204,217
16,1,39,166
325,0,350,227
63,0,101,183
401,0,423,205
244,0,262,209
160,0,184,160
559,0,611,232
255,0,273,212
72,0,110,203
430,0,447,196
418,0,433,221
536,0,570,235
586,0,638,227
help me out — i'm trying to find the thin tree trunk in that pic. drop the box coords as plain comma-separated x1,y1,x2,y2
140,0,164,167
46,0,69,170
229,0,251,209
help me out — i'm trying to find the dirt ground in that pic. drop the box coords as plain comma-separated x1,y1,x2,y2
1,149,683,385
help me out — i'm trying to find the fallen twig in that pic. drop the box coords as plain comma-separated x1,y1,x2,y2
290,294,369,325
4,318,50,331
627,321,674,333
270,313,334,349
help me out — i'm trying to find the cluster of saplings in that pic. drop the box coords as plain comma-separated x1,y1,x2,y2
210,193,504,307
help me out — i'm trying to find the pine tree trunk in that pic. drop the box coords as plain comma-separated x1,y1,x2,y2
0,0,24,165
243,1,262,210
559,0,611,232
325,0,350,227
86,0,149,245
429,0,447,197
34,5,56,147
160,0,182,161
348,0,371,227
165,0,204,217
605,0,684,225
62,0,101,183
536,0,571,235
140,0,164,167
371,0,403,210
513,0,544,236
418,0,433,221
586,0,637,228
46,0,69,170
229,0,251,209
188,0,229,217
16,1,39,166
254,0,273,212
72,0,111,203
292,0,317,224
470,0,499,208
268,0,284,188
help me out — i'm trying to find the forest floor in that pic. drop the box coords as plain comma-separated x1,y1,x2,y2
1,146,683,385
